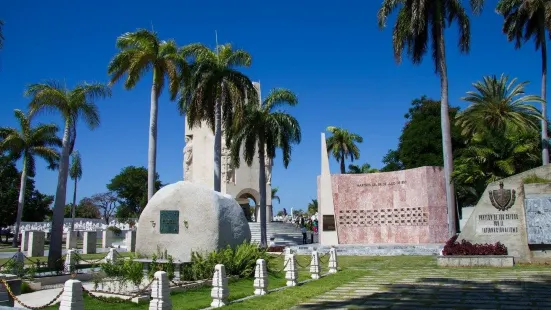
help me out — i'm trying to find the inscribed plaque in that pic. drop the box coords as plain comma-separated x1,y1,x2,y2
160,210,179,234
323,215,336,231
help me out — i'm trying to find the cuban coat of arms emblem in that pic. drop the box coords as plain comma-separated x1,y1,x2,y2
489,181,516,211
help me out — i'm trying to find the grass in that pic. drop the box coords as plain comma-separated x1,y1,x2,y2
37,254,551,310
522,174,551,184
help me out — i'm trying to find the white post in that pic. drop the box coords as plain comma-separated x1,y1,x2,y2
310,250,321,279
66,231,77,250
64,249,76,274
210,264,228,308
253,259,268,295
20,230,30,251
58,279,84,310
284,247,292,263
285,253,298,287
102,230,113,248
106,248,118,264
149,271,172,310
328,246,338,274
27,231,45,257
126,230,136,252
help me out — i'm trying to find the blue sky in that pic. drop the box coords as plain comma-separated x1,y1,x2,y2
0,0,546,214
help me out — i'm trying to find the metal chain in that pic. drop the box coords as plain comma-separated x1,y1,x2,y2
74,253,108,264
0,279,63,309
319,253,329,264
83,277,155,303
0,257,14,269
272,257,291,273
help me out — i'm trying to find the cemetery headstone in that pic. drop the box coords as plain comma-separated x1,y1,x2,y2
66,231,77,249
82,231,97,254
27,231,45,257
102,230,113,248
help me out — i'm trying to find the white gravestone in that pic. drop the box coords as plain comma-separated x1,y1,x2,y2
28,231,45,257
126,230,136,252
82,231,97,254
66,231,77,249
102,230,113,248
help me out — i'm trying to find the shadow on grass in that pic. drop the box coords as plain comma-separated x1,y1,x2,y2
295,275,551,309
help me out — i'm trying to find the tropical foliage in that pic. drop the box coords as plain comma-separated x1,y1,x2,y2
497,0,551,164
108,29,185,201
326,126,363,174
271,187,280,204
230,88,301,247
27,81,111,266
307,199,318,215
0,110,61,245
180,43,255,192
347,163,379,174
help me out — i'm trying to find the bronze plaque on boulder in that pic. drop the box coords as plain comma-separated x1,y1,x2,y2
323,215,336,231
160,210,179,234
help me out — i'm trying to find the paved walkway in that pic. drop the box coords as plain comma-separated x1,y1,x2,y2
295,266,551,309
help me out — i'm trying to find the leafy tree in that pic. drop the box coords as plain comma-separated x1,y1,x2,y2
325,126,363,174
108,29,185,201
307,199,318,215
378,0,484,237
64,198,100,219
347,163,379,174
271,187,280,204
27,81,111,267
91,192,118,224
0,109,60,246
230,88,301,247
380,149,404,172
69,150,82,231
180,43,256,192
456,74,542,138
497,0,551,164
107,166,162,220
0,156,53,229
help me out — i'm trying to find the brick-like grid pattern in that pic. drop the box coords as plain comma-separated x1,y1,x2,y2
338,207,428,227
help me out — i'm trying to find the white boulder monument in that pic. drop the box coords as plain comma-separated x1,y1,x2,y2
183,81,273,223
136,181,251,262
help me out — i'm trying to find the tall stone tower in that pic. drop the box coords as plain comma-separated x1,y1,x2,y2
183,82,273,222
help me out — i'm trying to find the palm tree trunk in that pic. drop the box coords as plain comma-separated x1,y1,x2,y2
148,81,159,200
213,85,223,192
12,157,28,247
48,121,71,268
541,34,549,165
340,154,346,174
70,178,77,231
436,23,457,237
258,141,268,247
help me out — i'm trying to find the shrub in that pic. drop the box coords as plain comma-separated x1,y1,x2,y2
182,241,270,281
20,281,34,294
442,235,508,255
107,226,122,235
522,174,551,184
99,256,144,291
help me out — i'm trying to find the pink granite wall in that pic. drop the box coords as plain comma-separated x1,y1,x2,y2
331,166,448,244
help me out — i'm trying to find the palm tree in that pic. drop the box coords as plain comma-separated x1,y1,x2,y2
348,163,379,174
108,29,185,201
378,0,484,237
27,81,111,267
456,74,543,138
69,150,82,231
0,109,61,246
229,88,301,247
271,187,280,204
497,0,551,165
307,199,318,216
180,43,256,192
326,126,363,174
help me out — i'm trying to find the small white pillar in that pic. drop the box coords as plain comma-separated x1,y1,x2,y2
20,230,31,251
328,246,338,274
58,279,84,310
126,230,136,252
106,248,118,264
285,253,298,287
27,231,45,257
82,231,97,254
284,247,292,262
66,231,77,250
253,259,268,295
149,271,172,310
102,230,113,248
210,264,228,308
64,249,76,274
310,250,321,279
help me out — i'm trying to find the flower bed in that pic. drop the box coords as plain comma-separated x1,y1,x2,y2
438,235,513,267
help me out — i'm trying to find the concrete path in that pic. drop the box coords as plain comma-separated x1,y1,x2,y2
294,266,551,309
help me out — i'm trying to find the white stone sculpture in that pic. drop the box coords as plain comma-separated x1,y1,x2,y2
265,155,273,185
183,135,193,181
253,259,268,295
328,246,338,274
150,271,172,310
285,253,298,287
211,264,229,308
310,250,321,279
